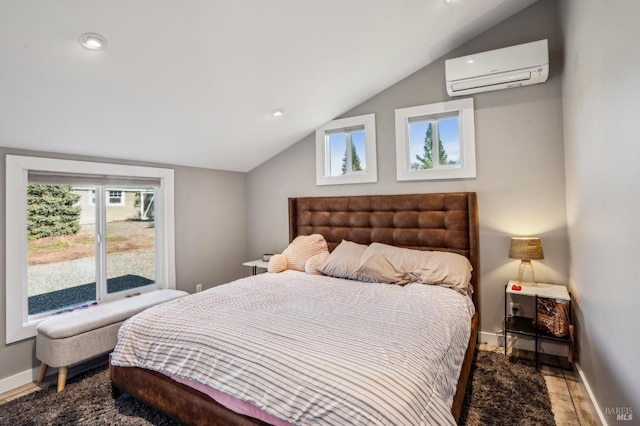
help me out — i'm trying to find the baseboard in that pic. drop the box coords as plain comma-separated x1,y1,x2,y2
478,330,505,347
574,362,608,426
0,365,44,395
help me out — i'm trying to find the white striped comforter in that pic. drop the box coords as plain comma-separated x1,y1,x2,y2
111,271,474,425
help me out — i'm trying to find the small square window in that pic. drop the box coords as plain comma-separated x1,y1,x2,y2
395,98,475,181
316,113,377,185
108,190,124,205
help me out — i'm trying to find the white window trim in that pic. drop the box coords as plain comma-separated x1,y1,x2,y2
5,155,176,344
315,113,377,186
107,190,125,206
395,98,476,181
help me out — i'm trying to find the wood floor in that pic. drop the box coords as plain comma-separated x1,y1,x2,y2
1,348,602,425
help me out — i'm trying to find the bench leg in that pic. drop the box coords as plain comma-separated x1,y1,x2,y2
37,362,48,383
57,366,68,392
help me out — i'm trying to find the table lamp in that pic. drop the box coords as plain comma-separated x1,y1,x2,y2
509,237,544,284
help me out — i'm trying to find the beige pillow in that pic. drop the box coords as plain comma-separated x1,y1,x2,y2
317,240,373,281
355,242,473,293
305,250,330,275
282,234,329,272
267,254,289,273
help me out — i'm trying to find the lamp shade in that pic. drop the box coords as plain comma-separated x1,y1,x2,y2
509,237,544,261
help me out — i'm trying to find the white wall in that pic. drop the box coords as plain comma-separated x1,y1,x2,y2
560,0,640,419
247,0,568,337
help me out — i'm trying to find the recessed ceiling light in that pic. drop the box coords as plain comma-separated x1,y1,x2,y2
466,59,474,64
271,108,284,117
79,33,107,50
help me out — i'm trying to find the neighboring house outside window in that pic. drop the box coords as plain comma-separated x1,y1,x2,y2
86,189,126,206
80,189,152,224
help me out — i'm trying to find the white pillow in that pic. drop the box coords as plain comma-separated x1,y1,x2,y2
281,234,329,272
355,242,473,293
305,251,330,275
317,240,373,281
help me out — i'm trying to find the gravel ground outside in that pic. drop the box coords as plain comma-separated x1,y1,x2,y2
28,248,155,297
27,221,155,297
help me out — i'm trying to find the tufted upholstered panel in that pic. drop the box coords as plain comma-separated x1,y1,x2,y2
289,192,479,309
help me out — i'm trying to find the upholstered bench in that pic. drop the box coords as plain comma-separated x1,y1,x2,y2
36,289,188,392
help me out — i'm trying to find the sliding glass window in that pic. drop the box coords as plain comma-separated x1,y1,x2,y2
6,156,176,343
26,174,160,318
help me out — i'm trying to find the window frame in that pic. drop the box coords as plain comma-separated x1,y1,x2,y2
5,155,176,343
315,113,377,186
395,98,476,181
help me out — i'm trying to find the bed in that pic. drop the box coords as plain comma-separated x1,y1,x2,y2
109,192,480,425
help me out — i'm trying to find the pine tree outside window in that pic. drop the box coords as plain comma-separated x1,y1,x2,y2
326,129,365,177
409,116,459,171
316,114,377,185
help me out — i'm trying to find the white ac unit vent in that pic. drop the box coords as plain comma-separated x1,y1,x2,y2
445,39,549,97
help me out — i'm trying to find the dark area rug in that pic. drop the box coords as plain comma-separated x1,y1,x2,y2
0,351,554,425
460,350,555,425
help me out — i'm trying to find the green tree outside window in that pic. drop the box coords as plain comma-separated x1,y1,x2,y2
411,122,448,170
27,184,81,240
341,144,363,175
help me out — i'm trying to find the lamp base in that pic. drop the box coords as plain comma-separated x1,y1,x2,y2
518,260,536,284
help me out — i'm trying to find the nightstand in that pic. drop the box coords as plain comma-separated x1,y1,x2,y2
242,260,269,275
504,281,572,369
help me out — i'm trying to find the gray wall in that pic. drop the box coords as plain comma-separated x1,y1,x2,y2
0,147,248,381
560,0,640,419
247,0,568,336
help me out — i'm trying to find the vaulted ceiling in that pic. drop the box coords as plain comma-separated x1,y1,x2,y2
0,0,537,172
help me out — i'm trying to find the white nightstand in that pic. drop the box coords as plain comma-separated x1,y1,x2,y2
242,260,269,275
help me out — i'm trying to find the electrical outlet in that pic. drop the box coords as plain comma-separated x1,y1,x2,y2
196,283,202,293
510,302,520,316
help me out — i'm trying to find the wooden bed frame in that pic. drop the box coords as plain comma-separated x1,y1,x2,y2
110,192,480,425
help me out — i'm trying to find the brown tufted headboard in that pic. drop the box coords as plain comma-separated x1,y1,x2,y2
289,192,479,309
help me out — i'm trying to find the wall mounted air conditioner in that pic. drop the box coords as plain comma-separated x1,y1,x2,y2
445,39,548,97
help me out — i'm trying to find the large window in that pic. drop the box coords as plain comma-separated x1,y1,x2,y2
315,113,377,185
395,98,476,181
6,155,176,343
